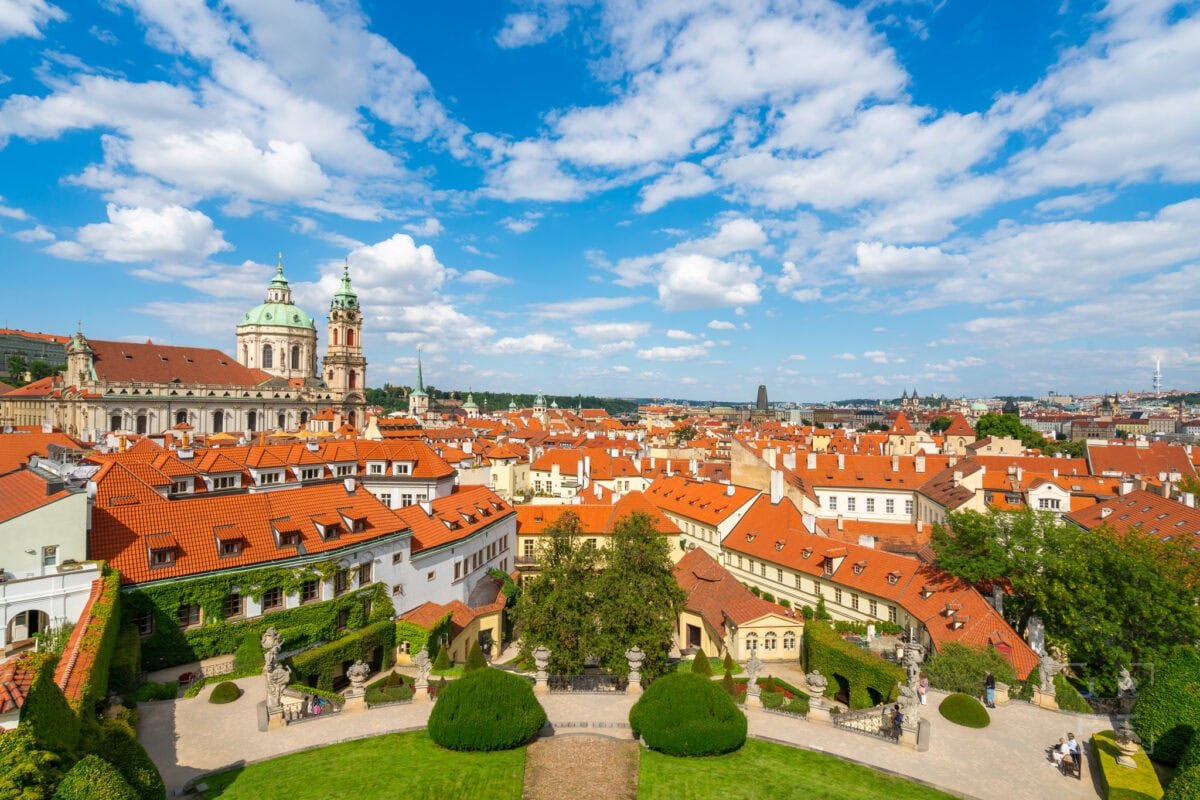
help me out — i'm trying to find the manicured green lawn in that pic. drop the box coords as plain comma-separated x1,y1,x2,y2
675,657,742,675
432,664,465,678
638,738,956,800
199,731,524,800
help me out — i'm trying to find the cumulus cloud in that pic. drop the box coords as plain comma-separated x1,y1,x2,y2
789,353,806,361
573,321,651,341
495,7,569,48
459,269,512,285
403,217,443,237
832,352,856,361
53,204,229,265
487,333,575,355
707,319,736,330
0,0,64,42
657,254,761,310
666,329,695,340
529,295,647,319
636,344,709,361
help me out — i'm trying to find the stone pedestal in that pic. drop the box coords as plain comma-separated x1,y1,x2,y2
414,687,430,702
916,718,932,752
745,692,762,708
627,681,643,696
1116,740,1140,768
994,682,1010,707
343,694,366,713
267,710,286,730
1032,688,1059,710
900,728,918,749
534,677,550,695
808,703,831,723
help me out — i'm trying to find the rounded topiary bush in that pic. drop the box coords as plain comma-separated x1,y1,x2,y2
629,672,747,756
53,755,138,800
938,692,990,728
1133,646,1200,765
208,681,240,704
428,668,546,751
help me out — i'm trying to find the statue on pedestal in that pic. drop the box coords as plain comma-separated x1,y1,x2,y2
805,670,829,707
533,645,550,680
1117,666,1138,714
261,626,282,672
745,653,764,701
1039,648,1066,695
346,660,370,697
625,646,645,686
413,647,431,692
265,662,291,710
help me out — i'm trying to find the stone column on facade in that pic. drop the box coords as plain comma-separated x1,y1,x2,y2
413,647,432,702
533,645,551,695
744,654,764,708
625,646,645,696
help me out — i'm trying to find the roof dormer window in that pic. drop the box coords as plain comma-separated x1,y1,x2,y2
887,570,902,585
852,561,866,575
801,547,813,559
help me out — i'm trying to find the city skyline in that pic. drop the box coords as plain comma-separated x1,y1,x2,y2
1,1,1199,401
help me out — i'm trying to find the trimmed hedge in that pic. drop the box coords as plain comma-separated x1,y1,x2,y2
803,622,902,709
53,754,138,800
109,624,141,696
132,682,177,702
629,672,747,757
923,642,1017,695
1092,730,1164,800
428,668,546,751
289,619,395,692
1133,646,1200,765
0,726,62,800
1053,673,1092,714
123,575,391,670
1166,733,1200,800
938,693,990,728
73,569,123,712
208,682,240,704
91,719,165,800
365,672,414,705
19,652,81,756
232,631,263,673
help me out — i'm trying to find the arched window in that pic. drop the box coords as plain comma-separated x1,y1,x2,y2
745,632,758,652
300,411,308,425
212,410,224,434
783,632,796,651
241,345,247,363
328,370,334,383
277,412,286,429
291,345,300,370
110,414,122,432
262,344,273,368
248,410,257,432
347,329,354,347
332,329,338,346
348,370,357,389
764,632,777,652
175,409,187,425
136,413,148,435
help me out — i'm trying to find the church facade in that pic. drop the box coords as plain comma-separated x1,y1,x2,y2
5,260,368,440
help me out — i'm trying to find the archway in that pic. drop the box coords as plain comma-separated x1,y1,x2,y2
7,609,49,643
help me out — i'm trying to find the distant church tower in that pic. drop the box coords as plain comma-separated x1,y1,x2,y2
236,254,318,380
323,261,367,424
65,324,94,387
408,349,429,418
756,384,769,411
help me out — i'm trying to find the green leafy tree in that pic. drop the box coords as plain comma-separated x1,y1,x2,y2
1177,475,1200,497
433,646,451,671
27,361,62,382
974,413,1045,449
513,511,600,676
815,595,831,621
6,354,27,382
671,423,698,445
929,416,954,433
593,512,686,682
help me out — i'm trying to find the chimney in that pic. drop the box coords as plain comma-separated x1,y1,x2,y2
689,457,698,475
837,453,845,469
891,455,899,472
1120,478,1134,496
1100,507,1113,519
419,499,432,516
953,470,964,487
343,477,356,494
1051,468,1058,478
917,520,926,534
770,469,784,505
948,456,957,468
118,434,127,452
164,432,173,449
836,515,844,531
650,456,657,469
632,456,641,473
726,483,735,497
464,440,472,455
806,452,817,470
1182,492,1195,508
764,448,777,468
1016,466,1023,484
915,454,925,473
782,451,796,470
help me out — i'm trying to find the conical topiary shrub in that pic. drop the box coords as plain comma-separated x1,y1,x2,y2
691,647,712,676
433,646,451,671
465,641,487,674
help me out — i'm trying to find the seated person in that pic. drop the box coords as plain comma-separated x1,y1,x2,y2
1066,733,1079,757
1051,738,1068,766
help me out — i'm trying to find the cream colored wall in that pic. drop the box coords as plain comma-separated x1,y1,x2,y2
0,492,88,579
733,614,803,662
678,609,724,657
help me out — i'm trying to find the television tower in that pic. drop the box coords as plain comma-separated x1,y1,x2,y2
1153,358,1162,395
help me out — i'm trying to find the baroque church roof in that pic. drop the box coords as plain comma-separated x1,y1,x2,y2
237,258,316,331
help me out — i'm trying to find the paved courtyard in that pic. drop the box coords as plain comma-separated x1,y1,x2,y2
141,676,1112,799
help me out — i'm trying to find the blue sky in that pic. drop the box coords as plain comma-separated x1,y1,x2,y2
1,0,1198,402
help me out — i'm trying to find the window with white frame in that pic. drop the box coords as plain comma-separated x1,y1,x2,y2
851,593,860,610
783,632,796,650
866,498,875,512
379,493,392,506
745,632,758,652
834,587,843,605
827,496,837,511
300,467,321,481
888,605,898,624
847,497,856,512
368,463,384,475
905,499,914,515
764,632,777,651
885,498,895,514
869,599,879,618
41,546,58,568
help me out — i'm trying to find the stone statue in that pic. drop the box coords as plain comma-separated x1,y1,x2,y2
261,626,282,672
265,662,291,710
533,645,551,677
1117,667,1137,699
1028,616,1046,656
346,660,371,696
805,670,828,702
625,646,645,684
902,638,925,684
1039,648,1066,695
745,653,764,699
413,647,431,690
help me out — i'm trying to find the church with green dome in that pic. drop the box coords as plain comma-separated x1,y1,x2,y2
236,255,319,381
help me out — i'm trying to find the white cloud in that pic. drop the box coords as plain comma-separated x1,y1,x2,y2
495,8,569,48
383,303,495,350
863,350,904,365
639,162,717,213
657,254,761,310
666,329,695,340
788,353,806,361
501,211,544,234
611,365,631,373
0,0,64,42
487,333,574,355
832,352,856,361
707,319,736,330
849,242,968,285
573,321,651,341
530,295,647,319
57,204,230,264
459,269,512,286
636,344,708,361
0,196,28,219
403,217,443,237
14,224,53,242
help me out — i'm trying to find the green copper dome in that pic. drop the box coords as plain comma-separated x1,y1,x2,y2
238,302,316,329
331,260,359,310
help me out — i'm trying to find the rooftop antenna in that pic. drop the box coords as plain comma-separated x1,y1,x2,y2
1153,358,1162,396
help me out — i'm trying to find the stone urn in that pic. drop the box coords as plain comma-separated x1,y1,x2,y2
1115,723,1141,769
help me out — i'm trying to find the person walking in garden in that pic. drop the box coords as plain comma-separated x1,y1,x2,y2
984,671,996,708
918,674,928,705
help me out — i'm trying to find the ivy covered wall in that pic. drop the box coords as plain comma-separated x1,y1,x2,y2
121,562,393,670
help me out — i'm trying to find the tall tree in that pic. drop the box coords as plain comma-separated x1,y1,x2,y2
513,511,600,675
593,513,685,681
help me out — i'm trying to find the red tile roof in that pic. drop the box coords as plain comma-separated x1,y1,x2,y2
0,328,68,343
515,491,680,536
0,430,83,476
86,339,272,386
1065,489,1200,542
90,467,410,584
890,412,916,435
645,475,758,526
0,469,72,524
674,548,786,631
944,415,974,436
0,653,37,716
397,485,514,555
1087,442,1196,479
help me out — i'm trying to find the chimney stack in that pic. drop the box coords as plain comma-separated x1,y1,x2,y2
343,477,356,494
726,483,735,497
1120,478,1134,496
1101,507,1113,519
770,469,784,505
953,470,964,487
891,455,899,472
836,515,844,531
837,453,845,470
806,452,817,470
915,454,925,473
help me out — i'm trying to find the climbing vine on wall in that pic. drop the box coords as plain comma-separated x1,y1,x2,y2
121,563,392,670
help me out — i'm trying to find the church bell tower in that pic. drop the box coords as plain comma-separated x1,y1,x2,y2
323,261,367,422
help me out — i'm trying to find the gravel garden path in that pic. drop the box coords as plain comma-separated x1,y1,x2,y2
522,735,638,800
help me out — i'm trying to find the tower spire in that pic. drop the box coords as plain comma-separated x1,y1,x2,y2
417,347,424,393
